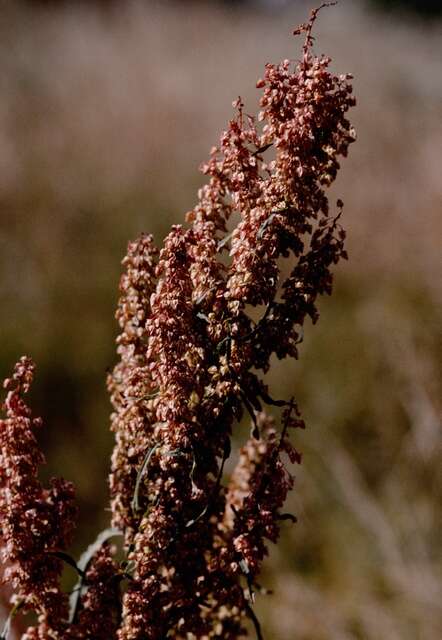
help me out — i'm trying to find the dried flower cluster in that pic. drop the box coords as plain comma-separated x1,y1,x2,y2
0,6,355,639
0,357,76,639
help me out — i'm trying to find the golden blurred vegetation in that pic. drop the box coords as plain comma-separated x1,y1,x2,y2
0,1,441,638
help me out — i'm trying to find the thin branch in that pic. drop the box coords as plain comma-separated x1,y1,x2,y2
245,602,265,640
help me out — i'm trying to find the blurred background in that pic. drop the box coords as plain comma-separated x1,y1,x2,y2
0,0,441,638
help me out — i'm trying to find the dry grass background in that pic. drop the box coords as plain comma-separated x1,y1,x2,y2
0,1,441,638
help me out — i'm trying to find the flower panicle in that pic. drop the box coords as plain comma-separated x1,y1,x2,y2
108,233,159,541
0,7,355,639
112,7,355,639
0,357,77,638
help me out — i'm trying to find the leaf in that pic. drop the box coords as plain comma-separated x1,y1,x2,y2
251,142,273,157
131,443,161,515
0,600,24,640
76,527,122,575
239,391,260,440
186,439,230,528
69,527,122,624
277,513,297,523
257,210,286,240
257,214,276,240
258,389,288,407
216,335,231,354
185,504,209,529
245,602,264,640
119,392,158,418
239,558,255,605
46,551,85,577
217,231,233,250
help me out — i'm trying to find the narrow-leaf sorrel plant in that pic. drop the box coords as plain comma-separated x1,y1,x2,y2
0,5,356,638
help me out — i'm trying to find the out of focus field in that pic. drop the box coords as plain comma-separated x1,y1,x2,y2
0,1,441,638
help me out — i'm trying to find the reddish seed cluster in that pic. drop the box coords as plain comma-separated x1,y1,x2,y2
0,7,355,639
224,408,303,577
71,544,121,640
108,233,159,541
113,7,355,639
0,357,76,638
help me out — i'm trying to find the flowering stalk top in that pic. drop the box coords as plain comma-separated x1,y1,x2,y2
1,6,355,639
110,5,355,638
